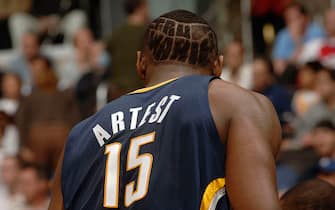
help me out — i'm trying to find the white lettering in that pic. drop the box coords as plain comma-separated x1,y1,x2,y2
157,95,181,123
93,124,112,147
111,112,125,134
129,107,142,130
138,103,156,127
149,96,168,123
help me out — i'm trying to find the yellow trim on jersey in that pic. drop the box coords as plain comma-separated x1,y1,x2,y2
129,78,178,94
200,178,226,210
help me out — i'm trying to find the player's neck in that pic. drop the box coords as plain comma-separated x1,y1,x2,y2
145,64,211,87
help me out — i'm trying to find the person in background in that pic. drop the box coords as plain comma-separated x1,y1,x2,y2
291,61,322,117
0,73,22,157
18,164,49,210
280,179,335,210
57,27,109,90
9,0,87,47
0,0,31,49
251,0,290,55
105,0,148,94
0,110,19,157
294,68,335,141
303,120,335,186
272,3,325,75
252,56,292,125
299,8,335,69
0,155,25,209
220,41,253,89
16,55,80,172
73,27,110,119
9,32,42,95
0,73,22,115
73,28,109,74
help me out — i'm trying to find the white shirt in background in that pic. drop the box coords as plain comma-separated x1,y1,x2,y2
220,64,253,89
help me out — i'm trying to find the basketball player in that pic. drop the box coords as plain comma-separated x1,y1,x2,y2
49,10,281,210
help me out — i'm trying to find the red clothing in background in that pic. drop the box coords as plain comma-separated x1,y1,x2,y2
252,0,292,16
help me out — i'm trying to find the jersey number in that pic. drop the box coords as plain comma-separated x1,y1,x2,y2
104,132,155,208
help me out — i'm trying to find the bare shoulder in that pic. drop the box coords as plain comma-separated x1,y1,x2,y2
208,79,281,155
208,79,272,117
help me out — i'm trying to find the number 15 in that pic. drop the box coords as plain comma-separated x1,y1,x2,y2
104,132,155,208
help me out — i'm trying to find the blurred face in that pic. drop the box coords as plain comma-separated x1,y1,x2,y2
31,58,49,86
252,59,271,92
0,157,20,188
18,168,48,203
31,58,58,90
140,0,149,21
225,42,244,71
1,74,21,99
22,34,40,60
312,128,335,157
325,10,335,37
285,6,307,35
298,66,316,89
315,70,335,100
74,29,94,50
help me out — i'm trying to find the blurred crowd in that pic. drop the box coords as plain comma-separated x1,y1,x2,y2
0,0,333,209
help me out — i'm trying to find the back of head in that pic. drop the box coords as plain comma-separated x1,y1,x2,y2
143,10,218,68
280,179,335,210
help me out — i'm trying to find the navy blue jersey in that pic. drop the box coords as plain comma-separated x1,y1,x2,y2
62,75,230,210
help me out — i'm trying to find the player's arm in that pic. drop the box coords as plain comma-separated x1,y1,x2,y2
209,81,282,210
227,93,281,210
48,150,65,210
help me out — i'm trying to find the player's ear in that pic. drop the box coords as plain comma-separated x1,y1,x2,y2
136,51,146,80
213,55,224,77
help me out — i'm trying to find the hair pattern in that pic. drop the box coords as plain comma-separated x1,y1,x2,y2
144,10,218,67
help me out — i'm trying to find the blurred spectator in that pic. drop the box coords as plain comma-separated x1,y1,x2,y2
0,73,22,115
291,61,322,117
252,57,292,125
272,3,325,75
0,111,19,157
16,55,80,171
73,28,110,119
105,0,148,94
75,72,100,119
0,73,21,158
55,27,109,90
280,179,335,210
73,28,109,74
8,32,41,95
299,8,335,69
18,164,49,210
305,120,335,186
0,0,31,49
220,41,253,89
294,68,335,140
0,155,25,209
9,0,87,47
307,120,335,158
251,0,289,55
